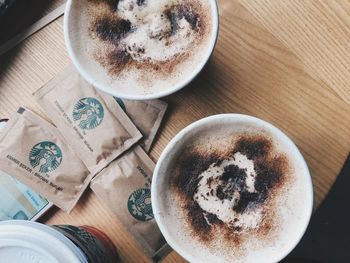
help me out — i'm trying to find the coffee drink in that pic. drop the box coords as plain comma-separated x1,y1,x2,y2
172,133,290,239
67,0,215,95
153,116,313,263
89,0,211,73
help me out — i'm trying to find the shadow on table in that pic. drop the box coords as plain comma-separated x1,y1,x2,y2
39,187,95,224
38,205,59,224
282,259,323,263
186,56,228,96
0,0,52,45
166,55,228,106
0,0,52,79
283,154,350,263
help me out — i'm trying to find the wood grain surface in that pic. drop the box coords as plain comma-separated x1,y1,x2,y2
1,0,350,262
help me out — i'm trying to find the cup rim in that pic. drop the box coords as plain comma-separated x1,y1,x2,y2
0,220,87,263
63,0,220,100
152,114,314,263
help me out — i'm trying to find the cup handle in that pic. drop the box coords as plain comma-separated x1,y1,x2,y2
152,243,173,263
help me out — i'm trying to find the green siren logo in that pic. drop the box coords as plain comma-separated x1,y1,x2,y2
127,188,153,221
29,141,62,173
72,97,104,130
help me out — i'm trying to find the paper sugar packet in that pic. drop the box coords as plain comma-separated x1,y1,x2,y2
90,146,170,261
99,93,167,152
34,66,142,175
0,107,92,212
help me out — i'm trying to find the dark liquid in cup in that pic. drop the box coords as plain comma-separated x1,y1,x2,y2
53,225,118,263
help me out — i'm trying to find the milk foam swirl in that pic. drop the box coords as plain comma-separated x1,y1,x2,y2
115,0,201,62
194,152,264,231
89,0,209,75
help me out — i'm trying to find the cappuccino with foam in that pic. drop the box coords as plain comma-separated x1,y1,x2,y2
152,115,313,263
65,0,216,97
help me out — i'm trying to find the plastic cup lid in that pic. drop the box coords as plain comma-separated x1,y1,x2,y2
0,220,87,263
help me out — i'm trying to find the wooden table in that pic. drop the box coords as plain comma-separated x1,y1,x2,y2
1,0,350,262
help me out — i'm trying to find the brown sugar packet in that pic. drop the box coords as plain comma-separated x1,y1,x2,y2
98,92,168,152
0,107,92,212
33,66,142,175
90,146,170,261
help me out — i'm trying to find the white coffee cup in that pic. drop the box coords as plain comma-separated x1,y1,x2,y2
64,0,219,100
152,114,313,263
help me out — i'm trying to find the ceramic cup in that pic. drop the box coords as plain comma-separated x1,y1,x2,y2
152,114,313,263
64,0,219,100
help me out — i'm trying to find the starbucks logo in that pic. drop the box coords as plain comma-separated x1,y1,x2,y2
72,97,104,130
113,96,126,112
29,141,62,173
127,188,153,221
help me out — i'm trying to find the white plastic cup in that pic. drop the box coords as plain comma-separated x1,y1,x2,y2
0,220,118,263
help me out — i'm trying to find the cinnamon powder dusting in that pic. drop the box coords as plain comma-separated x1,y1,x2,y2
170,134,291,249
87,0,210,77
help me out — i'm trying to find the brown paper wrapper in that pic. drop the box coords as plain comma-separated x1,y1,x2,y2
90,146,169,259
33,66,142,175
0,107,92,212
98,92,168,152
